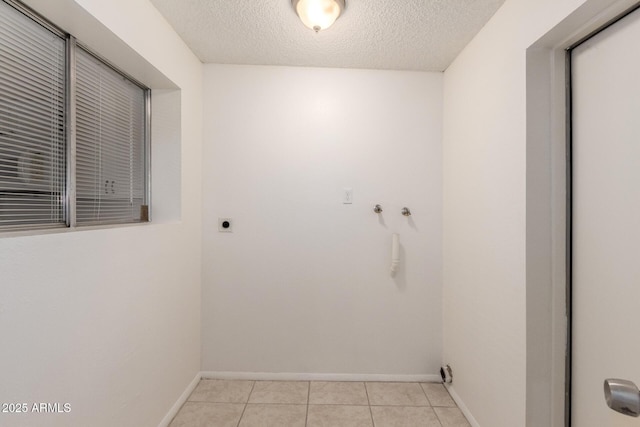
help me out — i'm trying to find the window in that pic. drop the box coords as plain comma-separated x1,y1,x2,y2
0,0,149,232
75,48,147,225
0,0,65,229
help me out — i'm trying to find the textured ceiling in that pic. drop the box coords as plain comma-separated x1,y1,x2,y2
150,0,505,71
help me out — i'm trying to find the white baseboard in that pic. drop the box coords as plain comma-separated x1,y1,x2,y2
201,371,441,383
445,384,481,427
157,372,201,427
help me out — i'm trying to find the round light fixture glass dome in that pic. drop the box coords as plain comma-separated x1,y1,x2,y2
292,0,345,33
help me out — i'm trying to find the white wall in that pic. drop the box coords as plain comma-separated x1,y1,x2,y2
442,0,635,426
202,65,443,377
0,1,203,426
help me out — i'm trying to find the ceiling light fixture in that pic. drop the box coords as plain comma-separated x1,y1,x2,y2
292,0,345,33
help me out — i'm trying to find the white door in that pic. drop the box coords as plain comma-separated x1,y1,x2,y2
572,6,640,426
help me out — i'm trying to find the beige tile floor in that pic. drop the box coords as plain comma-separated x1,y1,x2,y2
169,380,471,427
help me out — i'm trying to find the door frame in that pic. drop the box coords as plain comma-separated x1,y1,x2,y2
525,1,640,426
565,4,640,425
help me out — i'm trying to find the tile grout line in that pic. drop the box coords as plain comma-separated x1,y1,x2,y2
419,382,434,407
422,382,445,427
369,404,434,407
427,382,468,425
305,381,311,427
427,386,446,427
433,408,445,427
364,382,375,427
235,380,256,427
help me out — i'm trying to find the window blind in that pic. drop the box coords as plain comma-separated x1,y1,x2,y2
75,47,146,225
0,1,66,230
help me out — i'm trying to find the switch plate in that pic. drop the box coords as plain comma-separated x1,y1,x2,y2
343,188,353,204
218,218,233,232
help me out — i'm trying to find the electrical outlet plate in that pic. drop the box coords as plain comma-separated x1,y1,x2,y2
218,218,233,232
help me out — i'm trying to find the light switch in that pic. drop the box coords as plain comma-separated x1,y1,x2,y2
343,188,353,204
